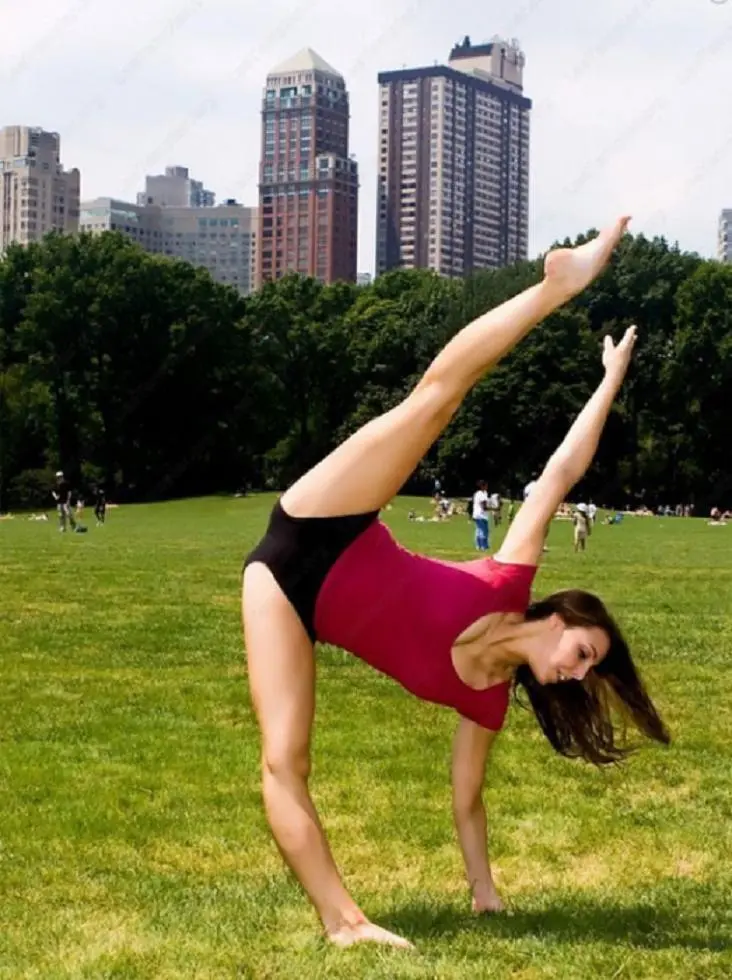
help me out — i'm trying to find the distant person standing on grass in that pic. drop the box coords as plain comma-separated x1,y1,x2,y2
52,472,76,533
94,486,107,526
573,503,591,552
242,217,669,950
472,481,491,551
491,492,503,526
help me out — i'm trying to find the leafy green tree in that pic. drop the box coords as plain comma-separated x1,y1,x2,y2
0,226,729,511
665,261,732,508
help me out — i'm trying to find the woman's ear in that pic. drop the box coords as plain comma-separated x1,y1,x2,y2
548,612,565,633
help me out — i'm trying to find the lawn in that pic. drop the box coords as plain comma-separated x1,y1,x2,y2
1,496,731,979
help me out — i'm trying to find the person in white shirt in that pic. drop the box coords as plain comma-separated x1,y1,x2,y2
472,481,490,551
588,502,597,525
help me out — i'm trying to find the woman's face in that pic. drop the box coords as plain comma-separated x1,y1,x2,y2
533,619,611,685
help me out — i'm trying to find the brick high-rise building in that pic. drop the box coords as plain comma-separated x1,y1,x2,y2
376,36,531,278
256,48,358,286
0,126,80,250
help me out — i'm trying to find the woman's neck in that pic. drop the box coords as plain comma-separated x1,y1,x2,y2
478,615,555,680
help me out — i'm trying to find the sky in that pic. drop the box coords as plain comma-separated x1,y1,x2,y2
1,0,731,273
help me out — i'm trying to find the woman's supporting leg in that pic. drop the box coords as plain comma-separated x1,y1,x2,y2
283,217,630,519
243,562,413,948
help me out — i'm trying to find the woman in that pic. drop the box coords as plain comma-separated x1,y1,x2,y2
573,503,591,552
242,216,670,949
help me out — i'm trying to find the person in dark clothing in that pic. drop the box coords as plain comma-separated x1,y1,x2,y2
94,486,107,526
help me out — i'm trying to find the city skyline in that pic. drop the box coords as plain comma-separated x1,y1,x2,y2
1,0,731,273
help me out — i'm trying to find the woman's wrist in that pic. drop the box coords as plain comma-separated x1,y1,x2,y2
469,875,495,889
602,368,625,391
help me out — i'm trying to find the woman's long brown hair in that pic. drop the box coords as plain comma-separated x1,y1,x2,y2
514,589,671,765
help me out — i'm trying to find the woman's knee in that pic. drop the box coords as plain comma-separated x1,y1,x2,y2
402,381,461,434
262,744,311,785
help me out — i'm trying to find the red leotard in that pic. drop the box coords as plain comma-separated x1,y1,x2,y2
314,519,537,730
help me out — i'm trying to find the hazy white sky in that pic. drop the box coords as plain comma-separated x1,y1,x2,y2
1,0,731,272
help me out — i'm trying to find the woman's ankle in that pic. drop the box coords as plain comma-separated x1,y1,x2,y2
321,903,367,935
538,273,576,306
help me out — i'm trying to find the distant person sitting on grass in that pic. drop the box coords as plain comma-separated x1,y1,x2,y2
242,217,669,950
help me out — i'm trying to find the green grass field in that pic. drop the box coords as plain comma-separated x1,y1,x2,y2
1,496,731,979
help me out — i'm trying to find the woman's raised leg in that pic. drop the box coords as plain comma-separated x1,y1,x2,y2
283,216,630,519
243,562,413,948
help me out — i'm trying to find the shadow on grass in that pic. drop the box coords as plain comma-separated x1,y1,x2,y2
383,883,729,952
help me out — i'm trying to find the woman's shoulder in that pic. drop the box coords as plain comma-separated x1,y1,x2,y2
491,553,538,574
487,554,538,601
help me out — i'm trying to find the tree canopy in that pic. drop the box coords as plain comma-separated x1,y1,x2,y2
1,227,727,512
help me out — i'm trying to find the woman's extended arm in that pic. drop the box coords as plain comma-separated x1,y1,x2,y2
496,326,637,566
452,717,504,912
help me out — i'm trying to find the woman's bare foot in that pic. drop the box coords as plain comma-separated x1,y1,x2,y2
327,920,414,949
544,215,631,298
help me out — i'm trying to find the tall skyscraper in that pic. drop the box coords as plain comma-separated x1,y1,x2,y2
376,36,531,278
256,48,358,286
718,209,732,263
137,165,215,208
0,126,80,250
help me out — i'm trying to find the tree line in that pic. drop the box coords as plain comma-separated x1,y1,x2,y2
0,228,730,512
